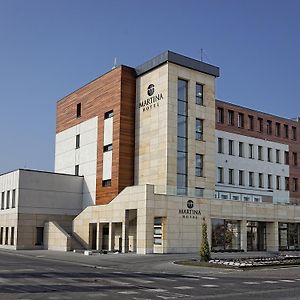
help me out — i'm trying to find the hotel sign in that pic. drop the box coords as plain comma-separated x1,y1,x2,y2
179,200,201,219
139,84,163,112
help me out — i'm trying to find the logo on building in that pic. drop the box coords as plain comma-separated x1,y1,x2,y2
139,83,163,112
147,84,155,96
179,200,201,219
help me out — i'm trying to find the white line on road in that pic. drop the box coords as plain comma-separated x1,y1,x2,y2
201,284,219,288
243,282,260,285
174,286,194,290
201,276,217,280
263,280,278,284
118,291,139,295
279,279,296,283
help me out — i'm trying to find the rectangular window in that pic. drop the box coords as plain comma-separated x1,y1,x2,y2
248,115,254,130
238,113,244,128
11,190,16,208
258,117,263,132
217,108,224,123
267,120,272,135
293,178,298,192
276,149,281,163
103,144,113,152
196,119,203,141
249,172,254,187
195,83,203,105
292,126,297,140
275,122,281,137
276,176,281,190
6,191,10,209
0,227,3,245
5,227,8,245
239,170,244,186
218,138,224,153
35,227,44,246
228,110,234,126
259,173,264,188
284,124,289,138
217,167,224,183
195,154,203,177
239,142,244,157
75,134,80,149
249,144,254,159
267,148,272,162
285,151,289,165
102,179,112,187
229,169,234,185
229,140,234,155
75,165,79,176
268,174,273,189
76,103,81,118
104,110,114,119
1,192,4,210
285,177,290,191
293,152,298,166
195,187,204,197
258,146,263,160
153,217,162,245
10,227,14,245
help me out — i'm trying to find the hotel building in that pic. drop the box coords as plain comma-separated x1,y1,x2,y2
0,51,299,253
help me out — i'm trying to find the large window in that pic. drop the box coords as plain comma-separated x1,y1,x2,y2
217,167,224,183
279,223,300,251
177,79,188,195
293,178,298,192
248,115,254,130
275,122,281,137
217,108,224,123
239,170,244,186
276,149,281,163
267,120,272,135
229,169,234,185
258,146,263,160
218,138,224,153
249,172,254,187
195,154,203,177
259,173,264,188
238,142,244,157
211,219,241,251
229,140,234,155
196,119,203,141
267,148,272,162
292,126,297,140
258,117,263,132
249,144,254,159
284,124,289,138
238,113,244,128
195,83,203,105
228,110,234,126
268,174,273,189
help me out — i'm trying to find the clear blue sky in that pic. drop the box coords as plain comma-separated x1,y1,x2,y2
0,0,299,174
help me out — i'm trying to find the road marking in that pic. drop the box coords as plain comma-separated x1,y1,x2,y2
113,271,125,274
144,288,167,293
243,281,260,285
201,276,217,280
201,284,219,288
174,286,194,290
280,279,295,283
263,280,278,284
296,279,300,281
118,291,139,295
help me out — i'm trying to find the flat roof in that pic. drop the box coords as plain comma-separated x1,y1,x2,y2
135,50,220,77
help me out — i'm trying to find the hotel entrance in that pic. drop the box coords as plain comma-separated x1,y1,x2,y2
247,221,266,251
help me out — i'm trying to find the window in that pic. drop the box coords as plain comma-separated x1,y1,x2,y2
238,113,244,128
292,126,297,140
238,142,244,157
218,138,224,153
217,167,224,183
293,178,298,192
248,115,254,130
275,122,281,137
195,188,204,197
267,120,272,135
267,148,272,162
196,119,203,140
229,169,234,185
276,149,281,163
102,179,112,187
228,110,234,126
75,165,79,176
1,192,4,210
285,151,289,165
229,140,234,155
258,117,263,132
6,191,10,209
195,154,203,177
276,176,281,190
75,134,80,149
153,217,162,245
258,146,263,160
76,103,81,118
217,108,224,123
0,227,3,245
249,172,254,187
284,124,289,138
285,177,290,191
11,190,16,208
293,152,298,166
259,173,264,188
104,110,114,119
10,227,14,245
249,144,254,159
268,174,273,189
195,83,203,105
103,144,113,152
239,170,244,186
5,227,8,245
35,227,44,246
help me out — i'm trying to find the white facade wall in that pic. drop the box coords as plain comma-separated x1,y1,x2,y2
216,130,289,203
55,117,98,208
102,116,113,181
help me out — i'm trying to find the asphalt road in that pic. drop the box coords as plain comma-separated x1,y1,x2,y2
0,250,300,299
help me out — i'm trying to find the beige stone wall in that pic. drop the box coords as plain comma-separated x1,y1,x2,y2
44,221,71,251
